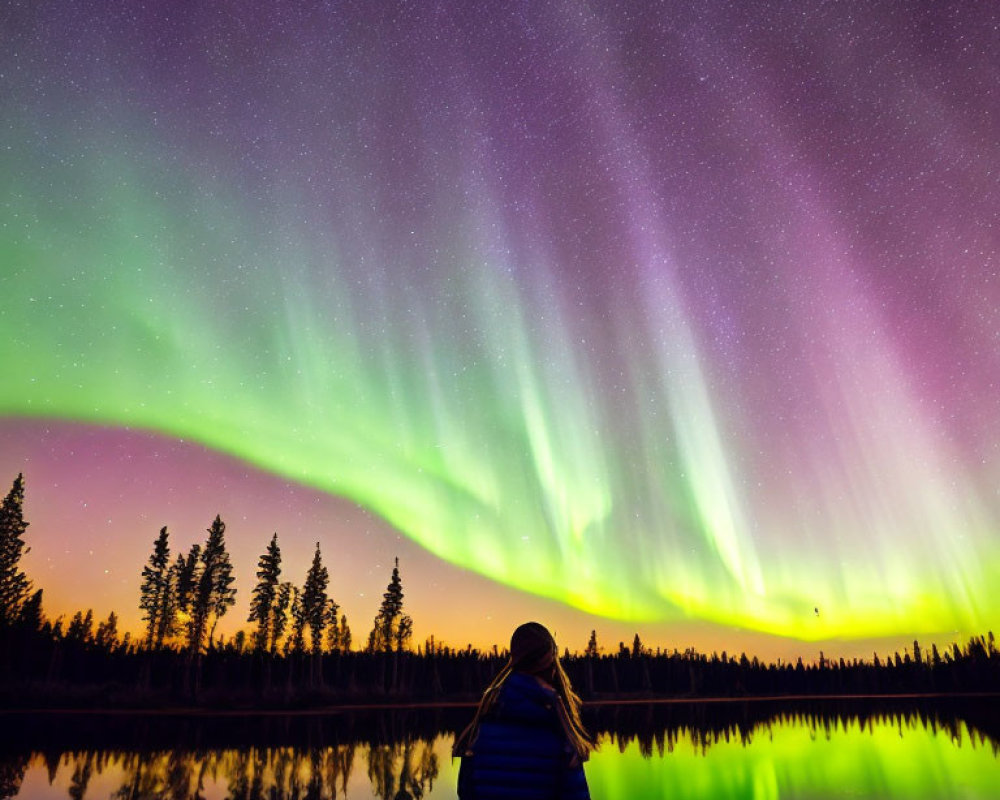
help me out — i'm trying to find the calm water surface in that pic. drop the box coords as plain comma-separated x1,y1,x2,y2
2,700,998,799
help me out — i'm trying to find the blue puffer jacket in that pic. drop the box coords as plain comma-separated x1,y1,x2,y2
457,672,590,800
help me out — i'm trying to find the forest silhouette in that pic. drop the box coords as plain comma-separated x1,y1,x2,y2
1,472,999,708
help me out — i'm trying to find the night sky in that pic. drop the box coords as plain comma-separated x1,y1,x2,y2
2,1,998,656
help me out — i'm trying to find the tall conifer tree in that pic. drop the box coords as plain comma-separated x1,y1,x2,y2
18,588,44,631
187,515,236,653
248,533,281,652
289,586,306,654
153,561,178,648
139,527,171,648
325,597,342,652
369,557,408,652
301,542,329,655
339,614,352,652
66,609,94,642
0,473,31,626
175,545,201,615
271,581,293,654
95,611,119,650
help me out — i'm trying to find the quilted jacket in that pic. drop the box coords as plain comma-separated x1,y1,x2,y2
457,672,590,800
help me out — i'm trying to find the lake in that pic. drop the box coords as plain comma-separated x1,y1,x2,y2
2,697,998,798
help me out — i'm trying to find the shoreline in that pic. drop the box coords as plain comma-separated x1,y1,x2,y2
2,691,997,717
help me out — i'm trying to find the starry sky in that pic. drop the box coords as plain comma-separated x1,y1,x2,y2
1,1,999,656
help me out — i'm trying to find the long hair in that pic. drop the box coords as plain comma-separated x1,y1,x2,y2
452,622,594,760
548,648,594,759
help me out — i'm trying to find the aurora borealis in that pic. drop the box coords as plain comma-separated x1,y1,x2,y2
2,1,999,649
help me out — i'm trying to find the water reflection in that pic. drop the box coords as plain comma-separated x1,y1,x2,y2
2,699,997,799
587,705,1000,800
11,740,446,800
586,696,1000,759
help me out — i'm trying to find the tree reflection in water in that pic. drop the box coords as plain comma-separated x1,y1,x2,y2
0,698,996,799
586,697,1000,759
369,739,441,800
0,754,29,799
9,739,438,800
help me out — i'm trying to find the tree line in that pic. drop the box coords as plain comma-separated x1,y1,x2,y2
138,523,363,657
0,470,412,658
1,472,998,707
136,503,412,660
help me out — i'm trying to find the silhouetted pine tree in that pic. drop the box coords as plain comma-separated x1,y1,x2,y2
153,559,177,649
174,545,201,617
139,527,171,648
66,609,93,643
368,558,410,692
271,581,293,654
207,521,237,646
187,515,236,653
325,597,342,652
394,614,413,653
369,557,405,652
301,543,329,656
0,473,31,626
248,533,282,652
340,614,352,652
585,630,599,657
289,586,306,655
94,611,119,650
18,588,43,631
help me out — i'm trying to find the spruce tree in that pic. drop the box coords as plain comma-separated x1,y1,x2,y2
95,611,119,650
153,559,178,649
248,533,281,652
271,581,293,654
301,542,329,655
289,586,306,654
393,613,413,653
585,630,599,657
369,557,406,652
325,597,342,652
208,519,237,645
18,588,44,631
339,614,352,652
162,551,193,647
175,545,201,615
139,527,171,648
187,515,236,653
66,609,94,643
0,473,31,626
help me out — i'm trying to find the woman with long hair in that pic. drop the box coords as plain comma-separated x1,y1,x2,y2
453,621,594,799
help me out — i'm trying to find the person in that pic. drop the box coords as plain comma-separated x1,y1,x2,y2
453,621,594,799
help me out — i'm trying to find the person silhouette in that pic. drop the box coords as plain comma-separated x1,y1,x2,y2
453,621,593,799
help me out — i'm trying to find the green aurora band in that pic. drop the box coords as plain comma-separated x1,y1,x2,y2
3,0,1000,644
3,129,998,641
